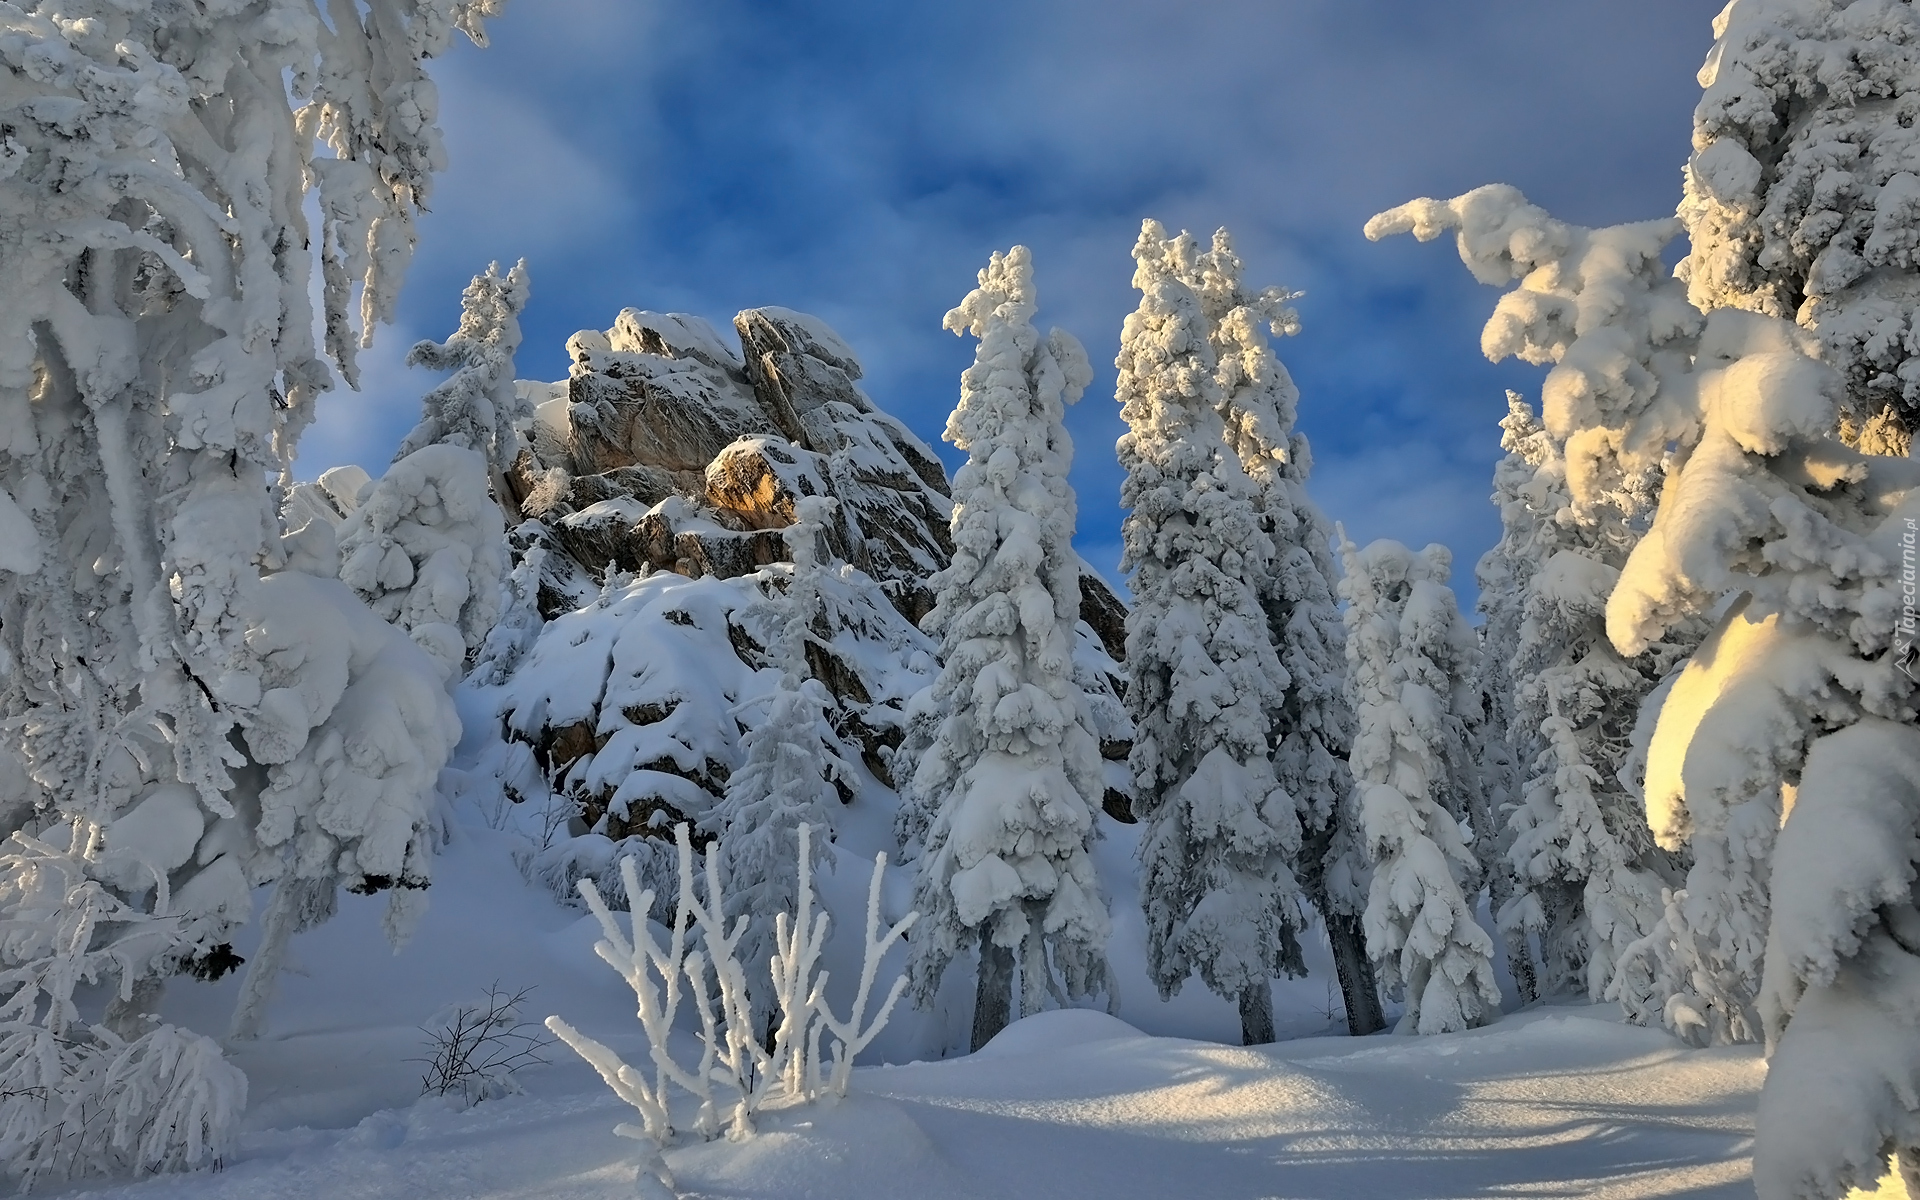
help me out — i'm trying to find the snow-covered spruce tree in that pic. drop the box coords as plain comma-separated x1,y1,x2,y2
0,829,245,1185
0,0,504,1161
705,495,858,1043
393,259,533,476
1472,391,1556,1005
1593,308,1920,1197
1680,0,1920,454
1187,229,1380,1035
1367,186,1700,1016
330,260,526,676
1338,533,1502,1036
1118,221,1303,1047
906,246,1111,1052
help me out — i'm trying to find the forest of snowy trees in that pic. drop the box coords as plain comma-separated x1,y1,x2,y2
0,1,1918,1199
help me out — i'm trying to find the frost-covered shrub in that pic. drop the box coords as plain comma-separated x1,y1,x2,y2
1118,221,1305,1047
548,824,913,1199
906,246,1110,1051
414,984,551,1106
1339,535,1500,1036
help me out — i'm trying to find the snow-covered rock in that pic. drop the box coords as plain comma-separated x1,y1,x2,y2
482,300,1132,906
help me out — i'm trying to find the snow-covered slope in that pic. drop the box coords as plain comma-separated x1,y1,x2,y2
93,716,1763,1200
110,963,1768,1200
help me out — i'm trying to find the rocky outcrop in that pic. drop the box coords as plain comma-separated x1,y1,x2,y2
735,306,873,444
562,310,772,476
510,306,957,618
485,298,1142,913
732,307,954,592
1077,567,1129,664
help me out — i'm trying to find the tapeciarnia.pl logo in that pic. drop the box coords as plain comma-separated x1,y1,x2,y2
1898,516,1918,682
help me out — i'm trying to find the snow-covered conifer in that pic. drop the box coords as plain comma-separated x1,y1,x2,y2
705,496,858,1041
1118,221,1303,1046
338,444,510,675
1368,187,1700,1014
906,247,1110,1051
472,540,547,687
394,260,533,475
0,0,503,1139
0,828,247,1184
1606,311,1914,1043
1472,392,1559,1004
1680,0,1920,453
1593,302,1920,1195
1189,229,1378,1034
1339,534,1502,1035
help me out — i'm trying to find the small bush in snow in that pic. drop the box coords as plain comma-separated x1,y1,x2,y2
413,984,552,1106
547,824,913,1196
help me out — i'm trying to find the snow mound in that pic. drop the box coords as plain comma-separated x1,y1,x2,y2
971,1009,1143,1059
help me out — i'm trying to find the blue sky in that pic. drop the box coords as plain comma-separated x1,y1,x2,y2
301,0,1725,604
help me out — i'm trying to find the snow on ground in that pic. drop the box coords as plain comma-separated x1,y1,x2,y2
62,1001,1760,1200
47,732,1761,1200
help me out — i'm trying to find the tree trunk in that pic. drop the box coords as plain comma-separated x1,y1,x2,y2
1327,911,1386,1035
103,974,166,1042
1238,979,1275,1045
1505,925,1539,1005
229,876,332,1040
971,938,1014,1052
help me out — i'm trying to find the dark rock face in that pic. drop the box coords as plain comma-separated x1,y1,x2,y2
732,308,954,588
1078,568,1129,663
735,306,873,444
